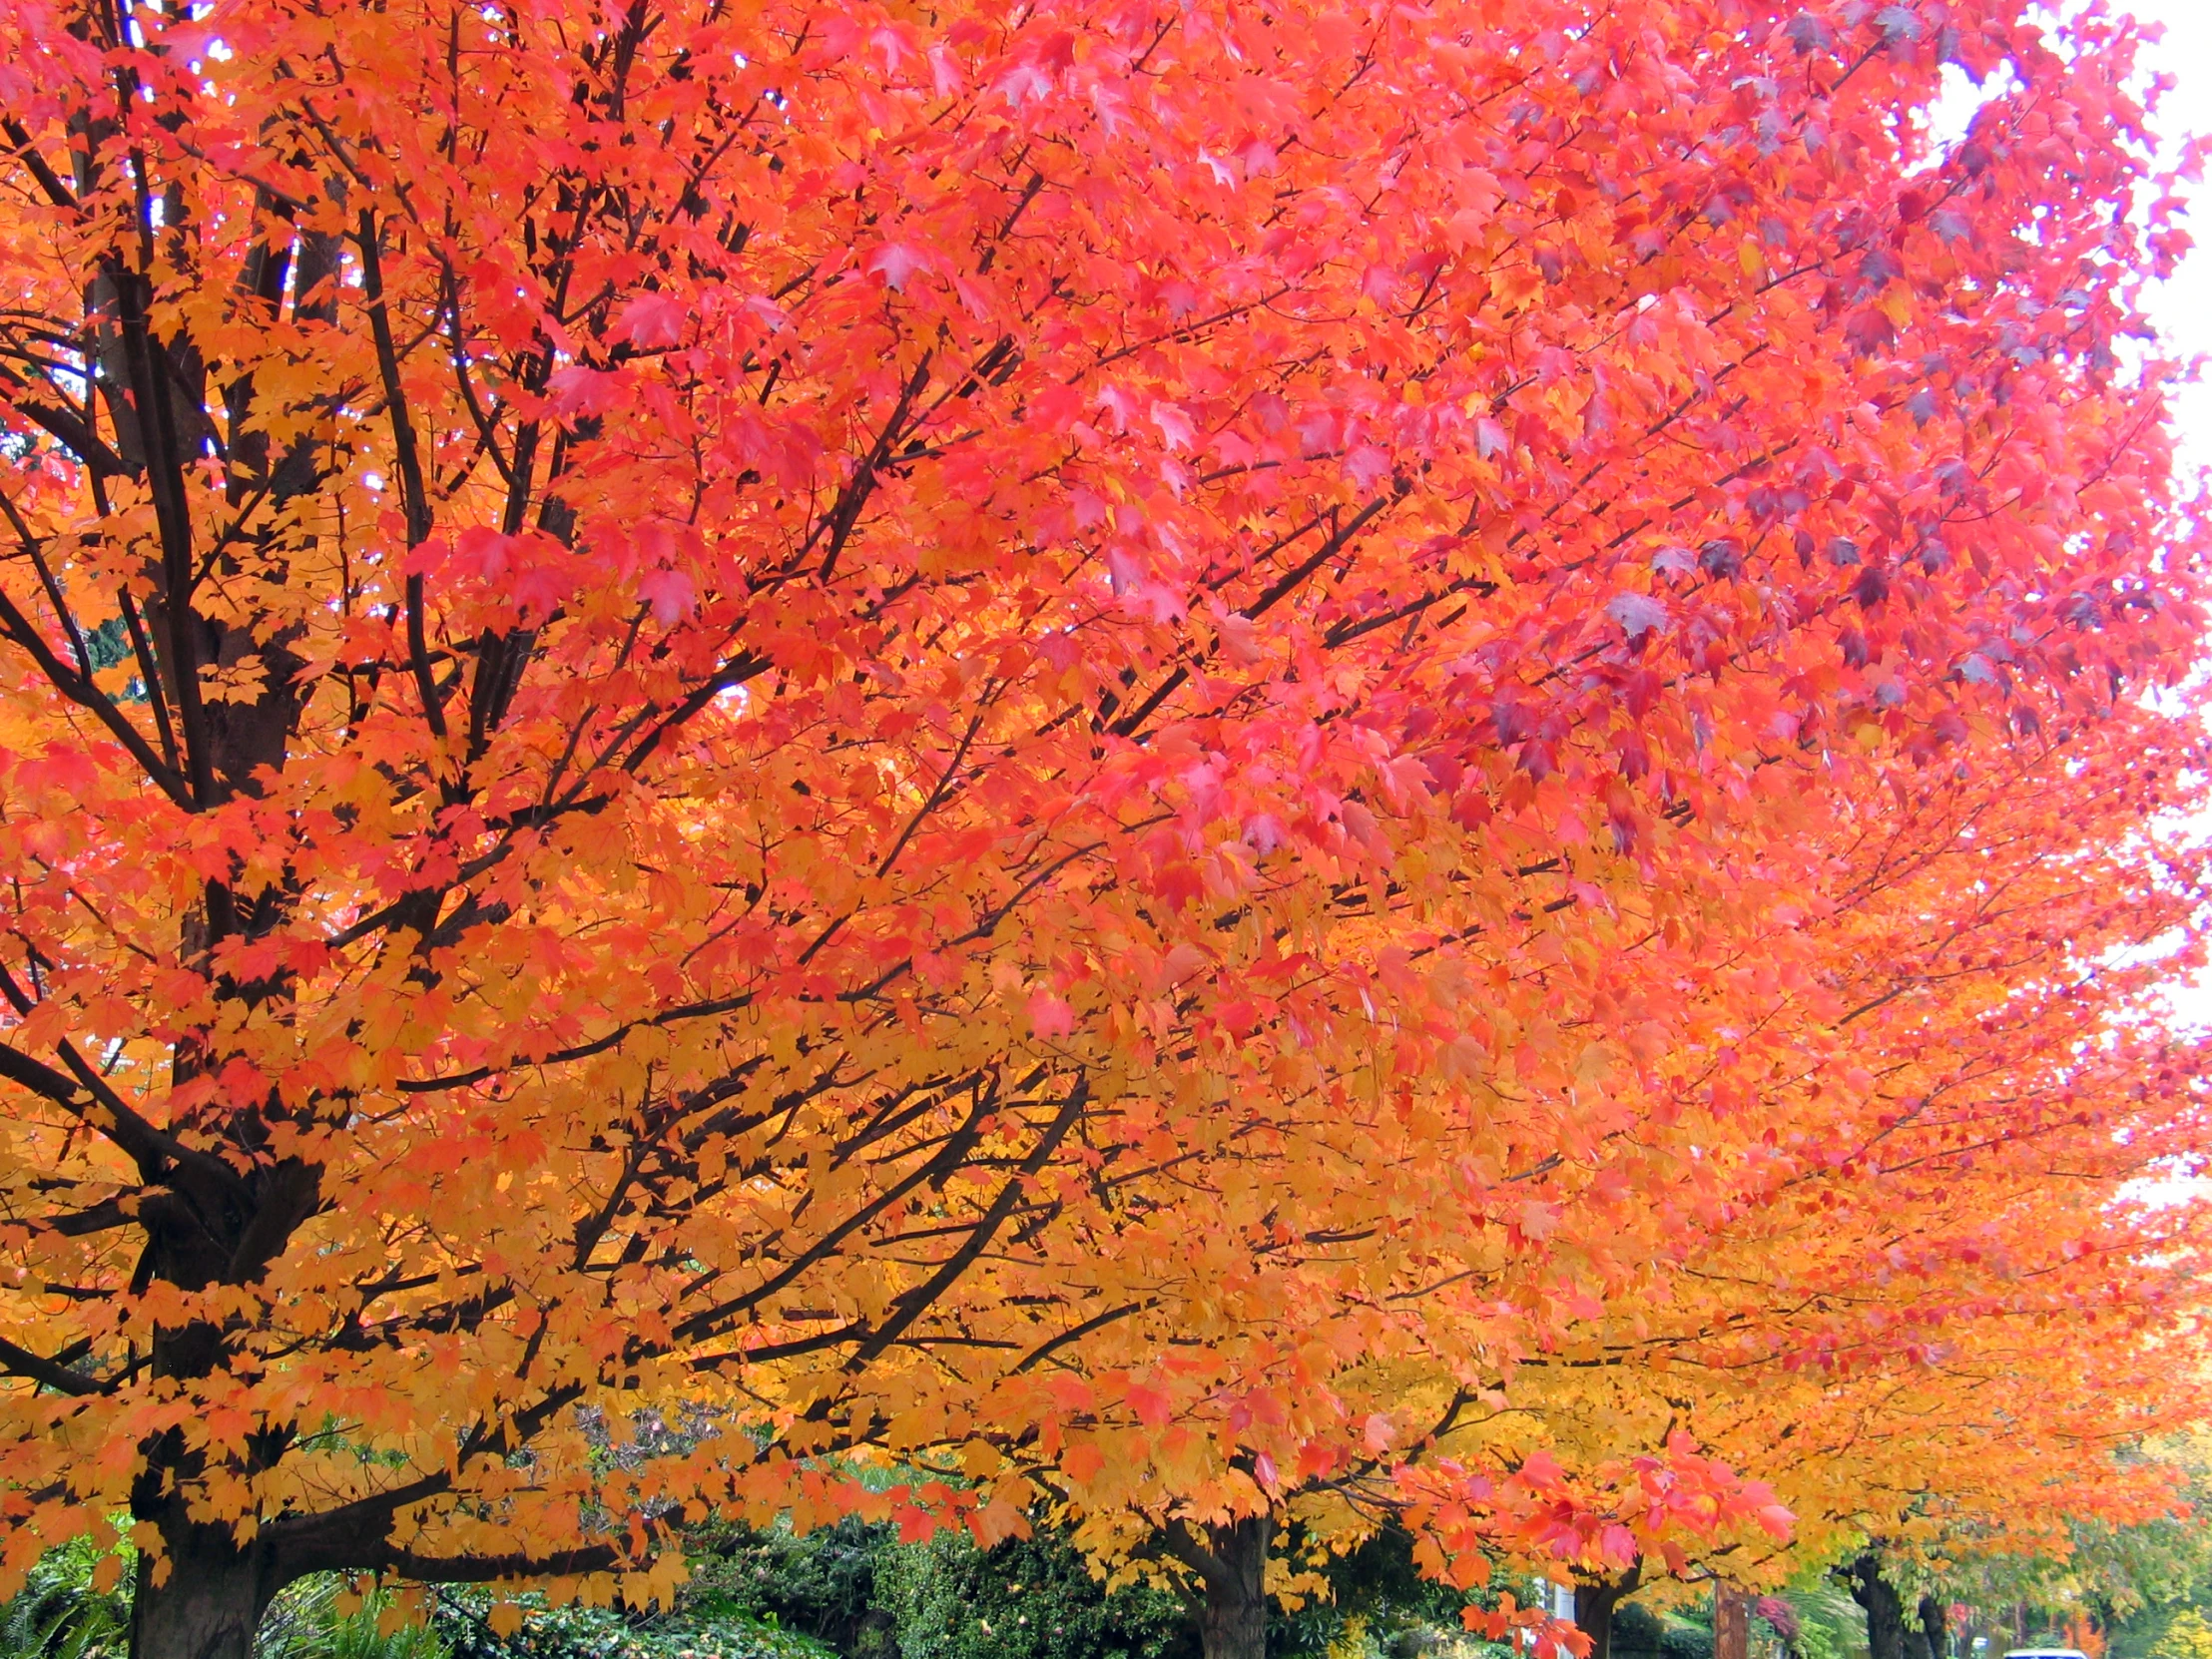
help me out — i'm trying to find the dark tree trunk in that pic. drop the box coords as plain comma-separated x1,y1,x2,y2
128,1521,278,1659
1849,1554,1911,1659
1919,1597,1949,1659
1167,1513,1274,1659
1576,1562,1643,1659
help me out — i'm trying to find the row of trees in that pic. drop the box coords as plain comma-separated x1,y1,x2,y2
1,0,2208,1652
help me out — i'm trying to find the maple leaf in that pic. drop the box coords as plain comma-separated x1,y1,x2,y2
616,291,688,348
1606,592,1669,644
546,364,620,417
864,242,933,290
636,567,697,625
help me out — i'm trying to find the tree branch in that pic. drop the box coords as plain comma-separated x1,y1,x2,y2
0,1333,106,1395
354,208,448,742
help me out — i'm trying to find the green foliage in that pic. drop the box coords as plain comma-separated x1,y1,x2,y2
431,1587,832,1659
1925,1433,2212,1636
0,1515,1521,1659
0,1536,132,1659
1610,1595,1719,1659
259,1580,445,1659
1779,1575,1871,1659
2149,1608,2212,1659
1613,1603,1669,1659
1660,1617,1717,1659
3,1548,457,1659
2115,1603,2212,1659
1274,1527,1489,1659
682,1516,899,1655
870,1527,1192,1659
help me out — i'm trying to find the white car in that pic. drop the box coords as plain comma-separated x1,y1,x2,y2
2000,1649,2090,1659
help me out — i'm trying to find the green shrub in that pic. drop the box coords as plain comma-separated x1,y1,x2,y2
2152,1609,2212,1659
0,1536,133,1659
259,1579,446,1659
431,1587,832,1659
1275,1527,1493,1659
682,1516,899,1655
6,1515,1196,1659
1613,1603,1669,1659
871,1528,1192,1659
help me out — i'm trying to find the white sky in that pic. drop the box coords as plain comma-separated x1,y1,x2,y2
1930,4,2212,447
1924,8,2212,1173
2129,2,2212,461
2129,3,2212,1040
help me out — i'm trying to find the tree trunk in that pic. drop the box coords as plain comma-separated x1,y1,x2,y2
128,1522,278,1659
1576,1562,1643,1659
1715,1586,1750,1659
1919,1597,1948,1659
1848,1555,1910,1659
1167,1513,1273,1659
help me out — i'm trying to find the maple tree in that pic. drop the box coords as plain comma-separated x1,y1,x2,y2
1508,693,2212,1561
0,0,2207,1654
1060,637,2212,1659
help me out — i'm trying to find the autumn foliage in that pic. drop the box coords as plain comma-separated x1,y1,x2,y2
0,0,2208,1652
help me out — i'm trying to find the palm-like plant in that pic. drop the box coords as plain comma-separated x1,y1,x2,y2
0,1538,132,1659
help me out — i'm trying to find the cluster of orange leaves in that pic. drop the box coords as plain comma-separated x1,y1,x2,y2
0,0,2206,1627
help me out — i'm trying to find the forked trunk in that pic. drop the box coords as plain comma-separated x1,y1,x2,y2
1918,1596,1949,1659
1576,1561,1642,1659
1848,1554,1910,1659
128,1523,277,1659
1165,1512,1273,1659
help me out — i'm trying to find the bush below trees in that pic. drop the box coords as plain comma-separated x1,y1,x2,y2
0,1521,1504,1659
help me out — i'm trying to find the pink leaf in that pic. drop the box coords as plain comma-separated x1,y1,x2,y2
616,292,687,348
454,526,514,580
546,365,619,418
637,568,696,626
1517,1448,1563,1487
1345,444,1391,489
953,276,993,320
1126,1381,1173,1427
865,243,933,290
1606,591,1668,642
509,563,570,618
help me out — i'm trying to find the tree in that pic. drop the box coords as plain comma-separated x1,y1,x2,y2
1051,593,2212,1653
1573,1563,1644,1659
2153,1611,2212,1659
1313,689,2212,1639
1485,684,2212,1543
1925,1434,2212,1648
0,0,2205,1655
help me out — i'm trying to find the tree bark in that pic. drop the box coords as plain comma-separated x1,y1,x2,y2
1575,1562,1643,1659
1715,1586,1750,1659
1848,1554,1910,1659
1166,1513,1273,1659
1918,1597,1948,1659
127,1524,278,1659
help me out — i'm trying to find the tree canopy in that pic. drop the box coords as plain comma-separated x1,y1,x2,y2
0,0,2207,1654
